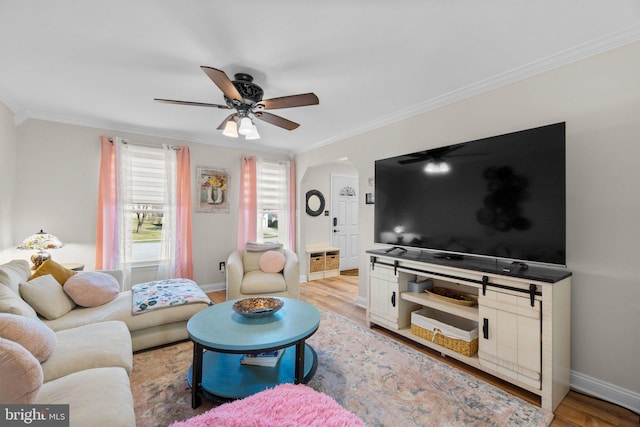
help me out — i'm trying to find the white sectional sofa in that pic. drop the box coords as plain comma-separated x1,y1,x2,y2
0,259,212,426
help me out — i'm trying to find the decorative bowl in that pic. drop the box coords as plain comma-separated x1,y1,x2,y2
232,297,284,318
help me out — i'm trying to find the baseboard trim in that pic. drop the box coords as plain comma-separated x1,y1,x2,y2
571,370,640,414
200,282,225,293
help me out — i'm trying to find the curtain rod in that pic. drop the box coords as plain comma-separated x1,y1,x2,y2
107,137,180,151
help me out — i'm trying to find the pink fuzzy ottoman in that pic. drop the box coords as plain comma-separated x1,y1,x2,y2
170,384,365,427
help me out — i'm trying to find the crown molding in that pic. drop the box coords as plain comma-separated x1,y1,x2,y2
19,108,291,155
296,23,640,154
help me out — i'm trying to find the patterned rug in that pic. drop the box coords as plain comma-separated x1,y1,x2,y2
131,309,553,426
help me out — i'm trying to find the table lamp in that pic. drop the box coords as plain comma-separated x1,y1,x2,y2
17,229,64,269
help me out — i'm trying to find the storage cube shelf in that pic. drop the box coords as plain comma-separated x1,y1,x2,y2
305,244,340,281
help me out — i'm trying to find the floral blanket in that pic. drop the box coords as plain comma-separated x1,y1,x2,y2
131,278,211,315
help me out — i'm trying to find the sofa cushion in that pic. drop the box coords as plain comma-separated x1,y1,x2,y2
42,291,208,334
0,313,56,362
30,259,77,285
63,272,120,307
19,274,76,320
41,320,132,382
0,337,44,404
0,284,38,318
240,270,287,295
259,250,286,273
36,367,135,427
0,259,31,294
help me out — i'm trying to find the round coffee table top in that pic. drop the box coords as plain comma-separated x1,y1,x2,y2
187,297,320,352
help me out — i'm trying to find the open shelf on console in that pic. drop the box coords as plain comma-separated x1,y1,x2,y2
401,292,478,321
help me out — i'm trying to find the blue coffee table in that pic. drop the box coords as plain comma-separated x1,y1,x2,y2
187,297,320,408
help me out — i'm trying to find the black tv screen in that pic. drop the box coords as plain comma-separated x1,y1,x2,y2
374,122,566,266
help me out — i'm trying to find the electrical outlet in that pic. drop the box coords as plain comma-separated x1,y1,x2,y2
219,261,225,272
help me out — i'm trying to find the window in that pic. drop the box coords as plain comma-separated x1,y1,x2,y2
256,159,291,247
124,144,167,263
97,135,193,284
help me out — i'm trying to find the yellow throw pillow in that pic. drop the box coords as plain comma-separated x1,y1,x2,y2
30,259,77,285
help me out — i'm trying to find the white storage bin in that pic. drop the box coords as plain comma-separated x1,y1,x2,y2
410,307,479,356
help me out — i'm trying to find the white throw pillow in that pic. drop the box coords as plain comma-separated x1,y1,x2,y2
0,284,38,318
19,275,76,320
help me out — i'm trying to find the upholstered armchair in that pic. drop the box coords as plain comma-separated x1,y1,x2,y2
226,246,300,301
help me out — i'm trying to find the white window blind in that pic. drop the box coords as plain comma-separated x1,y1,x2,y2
256,159,290,247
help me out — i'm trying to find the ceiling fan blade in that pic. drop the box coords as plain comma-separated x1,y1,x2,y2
201,66,243,102
154,98,229,109
216,114,237,130
257,93,319,110
255,111,300,131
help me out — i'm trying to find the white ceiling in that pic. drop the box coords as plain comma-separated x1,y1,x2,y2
1,1,640,154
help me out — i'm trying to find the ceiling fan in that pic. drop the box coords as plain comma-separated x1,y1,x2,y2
154,66,319,140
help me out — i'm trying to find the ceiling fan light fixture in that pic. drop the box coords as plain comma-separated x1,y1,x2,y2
238,117,253,136
222,119,238,138
245,123,260,140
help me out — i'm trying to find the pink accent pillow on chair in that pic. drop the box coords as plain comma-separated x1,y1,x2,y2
259,250,286,273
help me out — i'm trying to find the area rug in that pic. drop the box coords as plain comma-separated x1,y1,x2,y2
131,308,553,426
168,384,366,427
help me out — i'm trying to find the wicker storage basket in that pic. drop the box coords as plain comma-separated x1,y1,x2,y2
411,307,479,357
309,254,325,273
325,254,339,270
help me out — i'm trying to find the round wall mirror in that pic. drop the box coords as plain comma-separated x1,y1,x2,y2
305,190,325,216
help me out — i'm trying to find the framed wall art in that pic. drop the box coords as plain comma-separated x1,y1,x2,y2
197,166,229,213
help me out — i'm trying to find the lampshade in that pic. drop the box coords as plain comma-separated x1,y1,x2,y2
17,230,63,269
222,120,238,138
238,117,254,136
245,123,260,140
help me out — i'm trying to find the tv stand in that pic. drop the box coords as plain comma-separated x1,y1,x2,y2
366,248,571,412
384,246,407,254
433,252,464,260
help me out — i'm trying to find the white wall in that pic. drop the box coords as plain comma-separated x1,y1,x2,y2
2,118,289,288
296,41,640,407
0,102,17,249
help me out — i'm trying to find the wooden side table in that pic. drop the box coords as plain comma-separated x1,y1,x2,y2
62,263,85,271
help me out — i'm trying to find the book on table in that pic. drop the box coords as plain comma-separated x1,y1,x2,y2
240,350,284,367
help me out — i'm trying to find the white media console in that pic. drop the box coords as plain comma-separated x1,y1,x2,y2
366,249,572,412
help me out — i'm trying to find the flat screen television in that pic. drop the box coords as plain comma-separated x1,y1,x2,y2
374,122,566,266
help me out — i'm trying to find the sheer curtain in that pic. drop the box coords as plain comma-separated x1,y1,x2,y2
237,156,257,250
288,159,296,251
157,144,177,279
114,137,134,285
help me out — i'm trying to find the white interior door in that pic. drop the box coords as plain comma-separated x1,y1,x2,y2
331,174,359,270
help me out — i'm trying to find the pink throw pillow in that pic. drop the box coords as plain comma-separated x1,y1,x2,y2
0,313,56,362
0,337,43,404
259,250,286,273
63,272,120,307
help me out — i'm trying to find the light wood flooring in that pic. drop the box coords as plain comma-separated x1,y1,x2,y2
208,275,639,427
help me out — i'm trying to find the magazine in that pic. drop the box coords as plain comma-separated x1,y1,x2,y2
240,349,284,367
